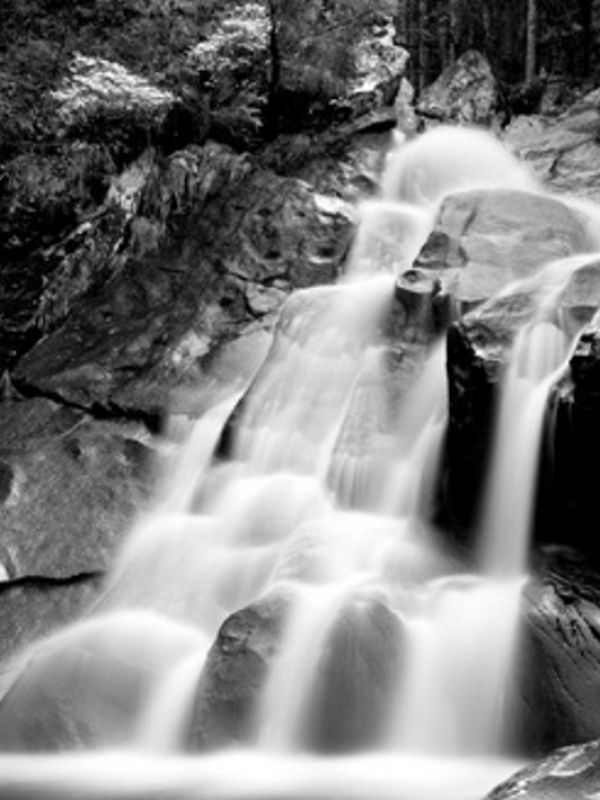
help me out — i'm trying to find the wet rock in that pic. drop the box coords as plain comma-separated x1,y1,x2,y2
486,739,600,799
12,143,353,419
439,257,600,539
417,50,499,128
0,576,102,671
191,592,289,749
191,589,404,753
536,317,600,562
514,553,600,754
402,189,589,310
0,397,151,584
302,596,404,752
0,611,202,751
504,88,600,201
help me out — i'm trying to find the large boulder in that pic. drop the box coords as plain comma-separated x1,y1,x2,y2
0,610,204,751
513,550,600,754
536,317,600,562
504,88,600,201
12,143,353,420
191,592,289,749
191,589,404,752
441,261,600,540
0,397,152,662
486,739,600,799
411,189,594,537
299,595,404,751
416,50,499,128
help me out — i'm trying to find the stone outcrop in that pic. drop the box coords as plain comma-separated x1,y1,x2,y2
416,50,499,128
536,317,600,562
442,262,600,539
504,88,600,202
514,550,600,754
191,589,404,752
191,592,289,749
486,739,600,799
0,397,152,660
405,188,595,538
0,610,203,751
11,143,353,420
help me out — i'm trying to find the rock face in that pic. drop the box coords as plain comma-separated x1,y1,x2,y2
191,591,403,752
536,318,600,562
12,143,353,420
486,739,600,799
504,88,600,201
514,551,600,754
0,397,151,661
191,592,289,749
416,50,499,128
300,596,404,751
421,189,595,538
0,610,203,751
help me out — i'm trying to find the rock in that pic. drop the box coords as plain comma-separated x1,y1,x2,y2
486,739,600,799
12,143,353,419
513,552,600,754
52,54,203,166
0,610,204,750
504,88,600,201
416,50,499,128
300,596,404,751
439,254,600,539
191,591,290,749
0,576,102,672
536,316,600,562
403,189,588,309
0,396,151,589
190,589,404,753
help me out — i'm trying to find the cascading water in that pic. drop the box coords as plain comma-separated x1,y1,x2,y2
0,124,596,800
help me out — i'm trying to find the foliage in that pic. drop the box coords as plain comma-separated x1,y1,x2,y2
185,3,270,145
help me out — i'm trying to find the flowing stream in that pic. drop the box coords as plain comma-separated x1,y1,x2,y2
0,125,596,799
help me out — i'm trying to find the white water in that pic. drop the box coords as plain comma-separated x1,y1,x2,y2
0,124,595,800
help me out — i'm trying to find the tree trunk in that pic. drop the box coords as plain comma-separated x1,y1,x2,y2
579,0,593,77
448,0,459,61
417,0,428,91
525,0,537,84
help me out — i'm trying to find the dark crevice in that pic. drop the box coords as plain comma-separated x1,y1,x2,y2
9,380,162,434
0,570,104,594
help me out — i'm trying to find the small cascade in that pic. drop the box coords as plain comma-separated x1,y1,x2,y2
378,341,448,517
479,323,570,576
257,584,350,752
232,277,394,479
391,576,525,755
136,648,210,753
479,254,600,576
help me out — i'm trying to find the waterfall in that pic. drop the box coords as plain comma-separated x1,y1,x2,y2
0,123,593,800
